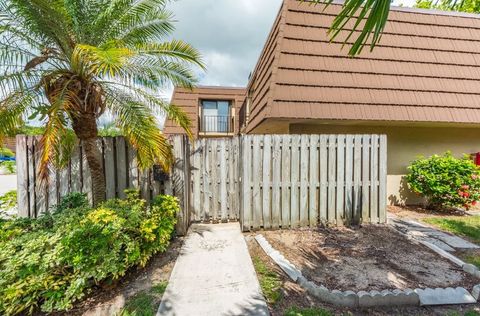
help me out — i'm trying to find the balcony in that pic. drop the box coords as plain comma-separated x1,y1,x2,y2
199,115,234,135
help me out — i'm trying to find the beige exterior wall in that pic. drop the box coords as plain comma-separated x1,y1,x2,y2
289,123,480,205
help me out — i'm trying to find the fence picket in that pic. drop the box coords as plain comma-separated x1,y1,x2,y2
242,136,252,230
336,135,345,225
16,136,29,217
192,142,201,222
370,135,379,223
203,138,211,221
319,135,328,223
220,140,228,221
115,137,128,199
353,135,362,223
309,135,319,227
362,135,371,222
252,136,262,229
327,135,336,224
300,135,309,226
281,137,291,228
104,138,116,200
345,135,354,224
290,136,300,228
271,135,281,229
262,135,272,229
379,135,388,223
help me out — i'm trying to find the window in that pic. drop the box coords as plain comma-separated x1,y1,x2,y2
200,100,232,133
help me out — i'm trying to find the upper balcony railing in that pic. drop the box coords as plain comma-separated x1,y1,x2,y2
199,115,234,134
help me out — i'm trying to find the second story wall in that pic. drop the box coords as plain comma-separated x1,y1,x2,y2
164,86,246,137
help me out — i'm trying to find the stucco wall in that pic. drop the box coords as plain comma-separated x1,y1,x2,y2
289,124,480,205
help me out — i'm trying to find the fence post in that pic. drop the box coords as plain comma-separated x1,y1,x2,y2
171,135,190,236
16,136,29,217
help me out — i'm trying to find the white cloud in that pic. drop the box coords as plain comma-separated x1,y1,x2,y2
165,0,417,101
166,0,283,100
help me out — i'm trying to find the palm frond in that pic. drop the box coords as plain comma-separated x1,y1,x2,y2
104,86,173,170
308,0,391,56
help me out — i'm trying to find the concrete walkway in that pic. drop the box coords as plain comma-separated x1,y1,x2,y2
157,223,269,316
389,215,479,252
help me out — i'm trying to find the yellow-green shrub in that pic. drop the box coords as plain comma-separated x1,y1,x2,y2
0,191,179,315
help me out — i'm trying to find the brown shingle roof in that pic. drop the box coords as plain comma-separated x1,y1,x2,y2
245,0,480,132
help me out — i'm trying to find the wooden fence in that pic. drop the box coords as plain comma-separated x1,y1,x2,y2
16,135,190,234
17,134,387,232
239,135,387,230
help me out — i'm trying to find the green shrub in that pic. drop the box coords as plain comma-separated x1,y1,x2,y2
0,147,14,158
407,152,480,210
0,191,179,315
0,161,16,174
0,190,17,211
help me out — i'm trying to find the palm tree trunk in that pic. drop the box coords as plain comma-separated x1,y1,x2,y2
72,113,105,205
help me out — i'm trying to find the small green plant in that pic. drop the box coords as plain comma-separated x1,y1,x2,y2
407,152,480,210
0,190,17,211
119,282,167,316
0,191,179,315
253,257,282,305
285,307,334,316
120,292,157,316
1,161,16,174
151,281,168,295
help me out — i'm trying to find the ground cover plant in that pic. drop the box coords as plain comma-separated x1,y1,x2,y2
119,281,168,316
0,190,178,315
0,190,17,215
407,152,480,211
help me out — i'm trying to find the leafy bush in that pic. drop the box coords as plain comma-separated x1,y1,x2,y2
0,190,17,212
0,147,14,158
0,161,16,174
0,191,179,315
407,152,480,210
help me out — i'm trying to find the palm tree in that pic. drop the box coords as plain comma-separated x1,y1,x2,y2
0,0,203,204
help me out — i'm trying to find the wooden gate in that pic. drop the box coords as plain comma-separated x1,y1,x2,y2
189,138,241,222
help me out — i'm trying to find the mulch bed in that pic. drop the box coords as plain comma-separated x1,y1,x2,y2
260,225,478,293
245,231,480,316
388,205,471,220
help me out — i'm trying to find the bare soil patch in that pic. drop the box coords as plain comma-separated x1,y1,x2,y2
388,205,470,220
246,233,480,316
50,237,183,316
261,225,477,293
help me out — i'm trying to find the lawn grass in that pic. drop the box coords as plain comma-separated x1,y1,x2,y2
119,282,168,316
422,215,480,244
446,310,480,316
284,306,334,316
464,254,480,269
252,256,283,305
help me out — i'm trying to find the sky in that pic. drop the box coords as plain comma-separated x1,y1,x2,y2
164,0,417,101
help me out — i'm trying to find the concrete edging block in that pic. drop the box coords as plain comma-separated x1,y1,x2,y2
358,289,419,307
472,285,480,301
463,263,479,276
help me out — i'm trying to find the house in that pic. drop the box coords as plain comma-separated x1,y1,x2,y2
163,0,480,205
